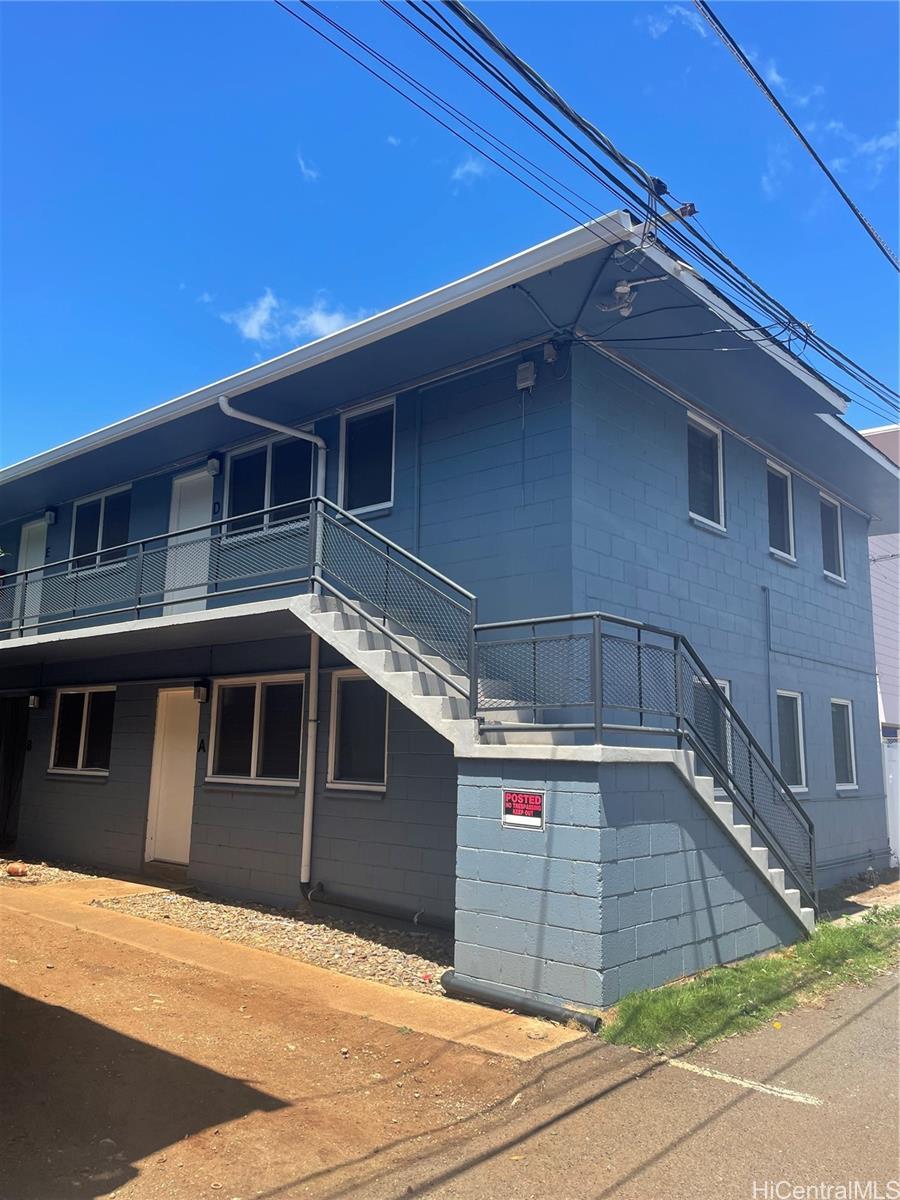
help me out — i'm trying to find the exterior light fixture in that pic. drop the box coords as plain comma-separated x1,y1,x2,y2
205,455,222,478
193,683,209,704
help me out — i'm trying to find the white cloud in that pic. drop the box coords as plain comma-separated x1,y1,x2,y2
451,155,487,185
220,289,368,346
763,59,786,89
221,288,280,342
386,134,402,147
639,4,708,39
296,152,320,182
818,119,899,186
760,58,825,108
197,291,214,304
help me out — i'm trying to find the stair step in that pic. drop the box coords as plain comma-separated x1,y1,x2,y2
783,888,802,914
799,907,816,933
749,845,769,870
768,867,785,891
731,823,752,851
712,799,734,824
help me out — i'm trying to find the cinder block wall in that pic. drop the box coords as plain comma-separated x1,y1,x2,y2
455,757,807,1010
18,682,156,873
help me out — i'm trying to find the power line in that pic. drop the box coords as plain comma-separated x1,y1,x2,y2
270,0,900,422
438,0,900,414
693,0,900,273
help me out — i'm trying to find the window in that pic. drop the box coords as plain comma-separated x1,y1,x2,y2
328,670,388,790
831,699,857,789
226,437,314,533
340,401,395,513
820,495,844,579
71,489,132,568
50,687,116,773
687,416,724,528
209,674,305,783
767,463,795,559
776,690,807,791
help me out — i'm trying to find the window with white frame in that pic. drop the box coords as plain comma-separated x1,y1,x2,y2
830,699,857,789
328,670,388,790
50,687,116,773
767,462,795,558
208,674,305,783
776,690,807,791
687,415,724,528
71,489,132,568
820,494,844,579
226,437,314,533
340,400,395,514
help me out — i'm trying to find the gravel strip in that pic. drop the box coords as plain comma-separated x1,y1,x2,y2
0,857,107,888
94,888,453,994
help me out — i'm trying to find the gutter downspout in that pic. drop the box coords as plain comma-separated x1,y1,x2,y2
217,394,327,495
300,632,320,887
216,394,327,890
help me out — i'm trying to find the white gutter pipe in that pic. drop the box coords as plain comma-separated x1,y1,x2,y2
217,394,327,495
216,394,326,890
300,631,320,887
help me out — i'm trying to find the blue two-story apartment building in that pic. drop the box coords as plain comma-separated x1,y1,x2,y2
1,213,896,1016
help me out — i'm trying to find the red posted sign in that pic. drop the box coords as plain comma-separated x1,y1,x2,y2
502,789,545,830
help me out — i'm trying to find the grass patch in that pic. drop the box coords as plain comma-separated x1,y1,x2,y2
602,906,900,1053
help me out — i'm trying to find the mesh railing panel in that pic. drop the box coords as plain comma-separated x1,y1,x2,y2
319,514,470,670
679,654,814,897
600,634,678,718
477,634,592,710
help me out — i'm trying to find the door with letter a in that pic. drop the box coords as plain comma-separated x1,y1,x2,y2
145,688,200,865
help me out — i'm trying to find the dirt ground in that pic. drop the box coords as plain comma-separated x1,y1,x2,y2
2,878,899,1200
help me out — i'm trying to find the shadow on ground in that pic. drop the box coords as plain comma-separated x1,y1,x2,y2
0,986,287,1199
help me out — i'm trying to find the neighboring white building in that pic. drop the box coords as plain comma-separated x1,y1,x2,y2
862,425,900,739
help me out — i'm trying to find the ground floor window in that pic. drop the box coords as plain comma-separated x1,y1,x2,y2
831,699,857,790
327,670,388,791
208,674,305,784
50,687,116,774
776,690,807,791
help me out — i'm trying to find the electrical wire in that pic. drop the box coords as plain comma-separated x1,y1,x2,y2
693,0,899,272
270,0,900,422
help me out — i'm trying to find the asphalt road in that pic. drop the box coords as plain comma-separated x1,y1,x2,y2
1,892,898,1200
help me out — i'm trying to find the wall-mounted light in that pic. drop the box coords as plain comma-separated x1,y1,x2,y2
27,694,41,710
516,361,536,392
205,455,222,478
43,509,57,526
193,683,209,704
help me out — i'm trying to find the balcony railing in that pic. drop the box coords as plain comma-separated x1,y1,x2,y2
474,612,817,913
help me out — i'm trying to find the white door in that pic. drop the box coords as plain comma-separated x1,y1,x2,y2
145,688,200,865
164,470,214,614
13,519,47,636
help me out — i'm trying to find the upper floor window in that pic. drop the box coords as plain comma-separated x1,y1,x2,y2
208,674,305,783
50,686,116,774
830,699,857,790
327,669,388,790
340,400,395,514
687,415,724,529
227,437,314,533
71,488,131,568
776,690,807,792
767,462,795,559
820,494,844,580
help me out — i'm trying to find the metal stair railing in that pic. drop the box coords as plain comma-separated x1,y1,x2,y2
473,611,816,912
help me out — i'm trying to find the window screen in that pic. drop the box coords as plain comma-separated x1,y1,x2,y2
212,684,256,777
343,406,394,512
83,690,116,770
767,468,792,555
258,681,304,779
831,702,856,786
820,498,843,577
229,449,267,532
99,492,131,562
688,422,721,525
53,692,86,769
777,693,804,788
332,676,388,786
270,439,313,522
72,500,102,566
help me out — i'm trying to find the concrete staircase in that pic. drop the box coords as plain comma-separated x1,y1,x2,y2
290,590,815,935
688,767,816,933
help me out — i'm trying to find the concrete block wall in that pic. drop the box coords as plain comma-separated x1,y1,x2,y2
571,345,890,881
18,682,156,873
455,757,807,1010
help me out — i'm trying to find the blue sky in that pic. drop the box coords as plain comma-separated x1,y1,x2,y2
1,1,897,467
